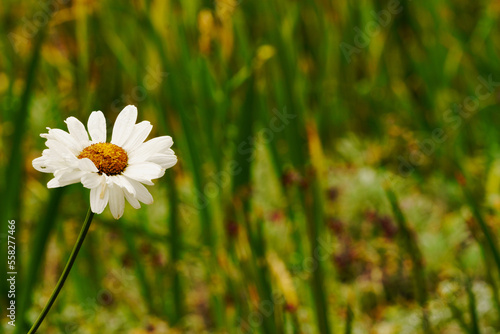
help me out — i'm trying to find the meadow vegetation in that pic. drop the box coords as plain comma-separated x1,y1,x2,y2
2,0,500,333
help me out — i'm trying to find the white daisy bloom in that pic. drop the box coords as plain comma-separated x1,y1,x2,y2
32,105,177,219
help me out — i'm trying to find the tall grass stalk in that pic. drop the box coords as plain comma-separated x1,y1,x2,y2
16,189,64,333
386,188,432,334
463,185,500,277
1,23,47,301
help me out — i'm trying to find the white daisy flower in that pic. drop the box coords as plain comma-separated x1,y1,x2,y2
32,105,177,219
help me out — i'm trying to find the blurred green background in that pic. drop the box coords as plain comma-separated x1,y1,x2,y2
2,0,500,333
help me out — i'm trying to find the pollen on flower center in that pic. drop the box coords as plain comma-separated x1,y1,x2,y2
78,143,128,176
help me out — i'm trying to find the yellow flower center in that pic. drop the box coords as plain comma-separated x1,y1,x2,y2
78,143,128,176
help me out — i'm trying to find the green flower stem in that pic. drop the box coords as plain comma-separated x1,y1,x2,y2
28,208,95,334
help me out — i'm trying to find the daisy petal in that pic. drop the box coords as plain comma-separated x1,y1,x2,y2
78,158,99,173
122,121,153,152
56,170,87,186
87,111,107,143
47,178,62,188
113,175,136,196
148,154,178,169
33,157,55,173
65,116,90,147
128,136,173,164
47,171,84,188
126,177,154,204
90,183,109,214
81,173,103,189
46,128,80,154
108,185,125,219
124,190,141,209
46,139,77,158
123,162,163,183
111,105,137,146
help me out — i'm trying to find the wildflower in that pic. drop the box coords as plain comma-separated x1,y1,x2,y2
33,105,177,219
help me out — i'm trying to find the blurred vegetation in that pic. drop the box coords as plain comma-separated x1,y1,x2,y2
2,0,500,333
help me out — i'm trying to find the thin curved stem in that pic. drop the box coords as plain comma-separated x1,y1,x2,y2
28,208,94,334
